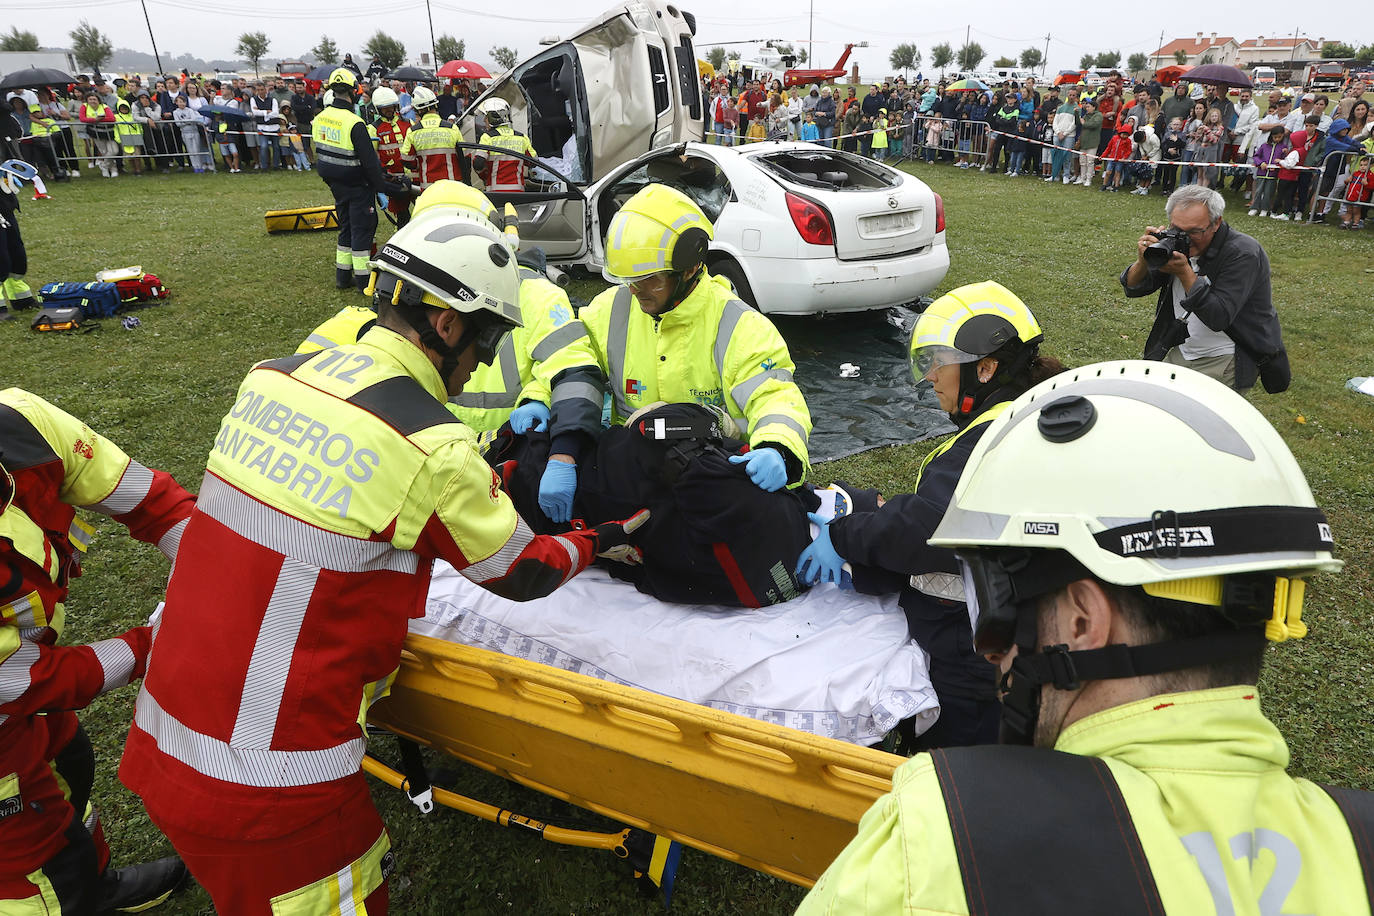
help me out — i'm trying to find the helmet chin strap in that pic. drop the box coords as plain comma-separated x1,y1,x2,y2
399,307,473,381
953,344,1036,424
659,267,701,316
997,619,1268,746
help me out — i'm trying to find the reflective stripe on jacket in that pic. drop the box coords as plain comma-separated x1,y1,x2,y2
478,126,535,191
373,116,410,174
120,328,605,840
399,112,464,188
799,688,1373,916
0,388,193,644
448,268,587,433
311,105,364,172
0,388,190,883
552,272,811,478
295,305,377,355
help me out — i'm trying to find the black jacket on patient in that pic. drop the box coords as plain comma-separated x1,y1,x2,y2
486,403,817,607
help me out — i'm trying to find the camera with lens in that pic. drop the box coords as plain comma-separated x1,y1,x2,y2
1143,228,1190,267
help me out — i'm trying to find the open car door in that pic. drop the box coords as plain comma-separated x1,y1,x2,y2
461,0,703,261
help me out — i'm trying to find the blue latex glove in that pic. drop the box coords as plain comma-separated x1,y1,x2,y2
377,193,389,210
796,512,850,587
509,401,550,434
728,447,787,492
538,459,578,523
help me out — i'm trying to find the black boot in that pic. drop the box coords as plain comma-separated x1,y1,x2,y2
335,267,352,290
10,295,36,311
354,274,370,295
98,855,188,913
0,305,12,321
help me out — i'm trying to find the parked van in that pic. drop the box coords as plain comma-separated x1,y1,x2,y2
1252,66,1277,88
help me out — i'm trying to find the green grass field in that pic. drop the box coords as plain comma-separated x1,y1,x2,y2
5,158,1372,914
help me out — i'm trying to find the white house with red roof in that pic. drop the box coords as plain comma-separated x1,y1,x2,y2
1151,33,1240,68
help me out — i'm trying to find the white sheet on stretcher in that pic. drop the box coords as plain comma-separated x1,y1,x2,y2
415,563,940,746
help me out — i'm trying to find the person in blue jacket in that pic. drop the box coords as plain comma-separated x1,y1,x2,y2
796,282,1063,749
1310,118,1358,223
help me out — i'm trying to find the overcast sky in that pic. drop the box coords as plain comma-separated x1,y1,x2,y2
26,0,1371,78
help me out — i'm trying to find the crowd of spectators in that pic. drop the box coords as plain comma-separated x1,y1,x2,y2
3,68,478,184
705,72,1374,226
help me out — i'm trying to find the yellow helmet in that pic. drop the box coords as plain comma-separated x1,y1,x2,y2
412,179,501,227
327,67,358,90
602,184,714,284
910,281,1043,381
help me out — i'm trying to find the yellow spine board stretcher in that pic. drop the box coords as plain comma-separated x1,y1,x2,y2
367,634,903,887
264,205,339,233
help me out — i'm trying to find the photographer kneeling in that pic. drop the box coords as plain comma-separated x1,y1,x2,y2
1122,185,1288,394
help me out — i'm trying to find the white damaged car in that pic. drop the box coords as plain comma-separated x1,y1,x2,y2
464,1,948,315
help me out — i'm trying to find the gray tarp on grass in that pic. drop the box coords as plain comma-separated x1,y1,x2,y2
774,305,954,463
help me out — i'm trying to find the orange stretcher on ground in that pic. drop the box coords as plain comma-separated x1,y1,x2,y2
365,633,904,887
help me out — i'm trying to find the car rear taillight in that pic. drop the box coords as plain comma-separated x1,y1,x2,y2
934,192,945,234
785,191,834,246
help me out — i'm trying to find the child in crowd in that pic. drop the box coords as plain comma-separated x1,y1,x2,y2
172,95,211,173
858,111,873,157
1100,119,1134,191
800,111,820,144
214,113,240,173
871,109,889,160
1034,109,1053,178
279,106,311,170
114,101,143,176
1338,152,1370,230
1249,126,1289,217
745,113,766,143
1158,118,1185,195
888,106,904,159
923,114,942,163
1007,114,1031,176
1130,126,1160,195
1272,119,1311,220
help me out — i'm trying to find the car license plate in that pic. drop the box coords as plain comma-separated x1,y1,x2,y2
861,211,915,234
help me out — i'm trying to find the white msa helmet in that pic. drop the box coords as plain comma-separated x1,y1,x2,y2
931,360,1339,742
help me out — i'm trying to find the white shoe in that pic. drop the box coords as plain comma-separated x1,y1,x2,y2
1272,213,1289,221
1248,208,1259,216
1258,210,1268,217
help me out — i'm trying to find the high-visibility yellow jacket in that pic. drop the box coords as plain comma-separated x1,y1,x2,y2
550,272,811,480
448,267,586,433
295,305,377,355
121,327,610,840
798,687,1372,916
1,388,192,885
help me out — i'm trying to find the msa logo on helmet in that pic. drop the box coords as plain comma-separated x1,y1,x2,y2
380,245,410,264
1024,521,1059,535
1318,523,1333,544
1119,526,1215,556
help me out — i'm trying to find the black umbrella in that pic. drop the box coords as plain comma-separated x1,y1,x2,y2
384,66,435,82
202,103,253,120
1185,64,1252,89
0,66,75,91
305,65,335,82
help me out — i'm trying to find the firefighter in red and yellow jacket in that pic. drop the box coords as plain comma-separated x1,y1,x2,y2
119,195,648,915
371,86,413,228
398,86,465,192
0,387,194,913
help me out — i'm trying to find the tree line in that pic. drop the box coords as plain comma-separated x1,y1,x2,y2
0,24,522,79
